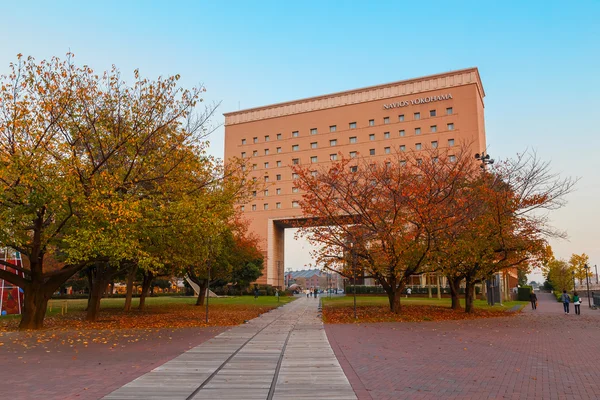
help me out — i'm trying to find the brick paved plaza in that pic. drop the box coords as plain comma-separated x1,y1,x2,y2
326,293,600,399
2,294,599,399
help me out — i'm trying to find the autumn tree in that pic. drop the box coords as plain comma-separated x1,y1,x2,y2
293,147,476,313
434,152,575,312
569,253,589,286
0,54,213,329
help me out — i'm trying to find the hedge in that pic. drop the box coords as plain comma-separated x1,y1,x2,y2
344,285,480,295
517,287,532,301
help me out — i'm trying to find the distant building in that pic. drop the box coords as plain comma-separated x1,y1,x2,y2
286,269,343,290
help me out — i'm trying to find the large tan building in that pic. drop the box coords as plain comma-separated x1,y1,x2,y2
224,68,486,286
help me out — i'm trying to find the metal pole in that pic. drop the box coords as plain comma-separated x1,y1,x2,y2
206,265,210,323
595,264,598,285
572,271,576,292
585,264,591,308
353,249,357,320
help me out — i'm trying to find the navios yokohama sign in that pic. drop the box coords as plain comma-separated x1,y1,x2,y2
383,93,452,110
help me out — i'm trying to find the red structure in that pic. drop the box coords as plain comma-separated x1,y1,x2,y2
0,248,25,315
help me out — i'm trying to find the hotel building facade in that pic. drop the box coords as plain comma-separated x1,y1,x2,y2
224,68,486,286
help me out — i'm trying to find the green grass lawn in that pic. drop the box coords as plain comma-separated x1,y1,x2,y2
0,295,294,319
321,295,527,310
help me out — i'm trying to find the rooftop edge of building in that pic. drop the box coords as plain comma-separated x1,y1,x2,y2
224,67,483,125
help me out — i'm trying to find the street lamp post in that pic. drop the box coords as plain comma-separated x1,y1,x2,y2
350,242,357,320
206,262,210,323
572,271,576,292
595,264,598,285
585,264,591,308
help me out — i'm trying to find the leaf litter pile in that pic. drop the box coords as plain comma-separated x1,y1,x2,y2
323,304,518,324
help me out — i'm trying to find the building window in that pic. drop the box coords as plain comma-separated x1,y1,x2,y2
416,143,422,150
350,151,357,158
277,160,282,167
369,119,375,126
417,159,423,165
292,201,299,208
433,157,439,163
449,155,456,162
415,128,421,135
399,130,405,137
242,139,247,145
330,125,337,132
292,131,299,138
330,154,338,161
292,158,299,165
384,147,391,154
252,204,256,211
349,122,357,129
252,164,257,170
264,189,269,195
265,149,270,155
311,171,317,177
253,137,258,144
384,132,390,139
431,141,438,148
277,147,282,153
414,112,420,120
264,162,269,168
264,176,269,183
448,139,455,147
241,165,246,171
430,110,436,117
400,145,406,152
253,150,258,156
369,134,375,141
311,156,318,163
330,139,337,146
430,125,437,133
399,114,405,122
276,188,281,195
292,187,299,193
350,166,358,173
310,128,318,135
311,142,318,149
349,137,357,144
264,203,269,210
276,202,281,209
265,135,270,142
276,174,281,181
292,172,299,179
241,205,245,212
400,160,406,166
383,117,390,124
277,133,282,140
292,144,299,151
447,123,454,130
369,149,375,156
241,152,246,158
446,107,453,115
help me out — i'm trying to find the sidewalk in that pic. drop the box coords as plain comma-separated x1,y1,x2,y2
103,297,356,400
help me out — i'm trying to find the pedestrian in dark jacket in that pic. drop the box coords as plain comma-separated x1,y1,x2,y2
561,290,570,314
530,291,538,310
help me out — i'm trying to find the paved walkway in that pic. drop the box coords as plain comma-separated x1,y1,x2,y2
104,297,356,400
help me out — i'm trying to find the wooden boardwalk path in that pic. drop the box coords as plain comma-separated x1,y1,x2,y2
103,297,356,400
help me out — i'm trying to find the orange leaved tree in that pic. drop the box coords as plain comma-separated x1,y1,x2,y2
293,147,477,313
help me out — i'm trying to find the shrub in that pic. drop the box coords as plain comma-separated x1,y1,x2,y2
517,287,532,301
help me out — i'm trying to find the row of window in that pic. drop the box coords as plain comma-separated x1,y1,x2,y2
243,139,456,170
241,124,455,158
242,201,299,211
240,108,454,145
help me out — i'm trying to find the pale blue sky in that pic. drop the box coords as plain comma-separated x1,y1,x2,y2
2,1,599,280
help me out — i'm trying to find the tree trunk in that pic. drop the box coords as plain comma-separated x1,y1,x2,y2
196,280,208,306
139,271,154,311
124,264,138,312
436,274,442,299
85,268,94,311
385,284,404,313
19,283,51,330
465,277,476,313
427,273,432,298
86,281,105,321
448,275,463,310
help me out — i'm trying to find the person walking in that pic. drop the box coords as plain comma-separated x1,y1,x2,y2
573,292,581,315
561,290,570,314
254,287,259,299
305,288,309,298
530,290,538,310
